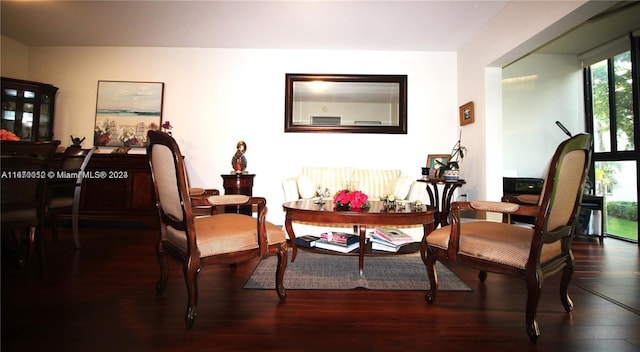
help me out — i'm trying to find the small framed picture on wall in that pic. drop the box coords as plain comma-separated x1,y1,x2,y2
459,101,474,126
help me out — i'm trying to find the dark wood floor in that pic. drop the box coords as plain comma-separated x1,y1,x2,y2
2,224,639,352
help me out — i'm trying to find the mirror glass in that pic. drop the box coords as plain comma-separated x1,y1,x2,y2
285,74,407,134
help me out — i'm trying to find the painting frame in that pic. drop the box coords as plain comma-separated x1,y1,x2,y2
426,154,451,179
94,80,165,148
459,101,474,126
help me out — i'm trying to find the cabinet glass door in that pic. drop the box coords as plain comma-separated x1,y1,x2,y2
39,92,52,140
1,77,57,141
1,87,19,136
2,86,36,140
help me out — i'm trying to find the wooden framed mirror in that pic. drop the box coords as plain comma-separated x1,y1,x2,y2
284,73,407,134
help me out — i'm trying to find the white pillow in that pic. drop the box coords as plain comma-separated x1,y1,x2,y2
385,176,413,200
297,174,317,199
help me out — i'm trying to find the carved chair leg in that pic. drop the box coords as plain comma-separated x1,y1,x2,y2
525,276,543,343
183,261,200,328
36,226,47,275
27,226,36,265
560,263,574,313
275,242,288,299
72,199,81,249
13,228,27,268
478,270,487,282
421,243,438,304
155,242,169,293
51,214,59,243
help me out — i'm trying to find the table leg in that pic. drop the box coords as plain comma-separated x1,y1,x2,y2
357,225,367,276
284,218,297,262
440,184,461,226
426,184,441,227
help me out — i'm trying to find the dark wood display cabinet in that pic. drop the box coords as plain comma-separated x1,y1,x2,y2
78,153,159,228
1,77,58,141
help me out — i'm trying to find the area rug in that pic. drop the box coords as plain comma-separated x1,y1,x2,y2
244,250,471,291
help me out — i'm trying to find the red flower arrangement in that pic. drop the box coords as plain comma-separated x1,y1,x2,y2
161,121,173,135
333,190,371,210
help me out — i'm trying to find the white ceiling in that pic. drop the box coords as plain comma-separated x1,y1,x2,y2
2,1,638,59
535,1,640,55
1,1,510,51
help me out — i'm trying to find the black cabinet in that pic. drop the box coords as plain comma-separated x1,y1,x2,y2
1,77,58,141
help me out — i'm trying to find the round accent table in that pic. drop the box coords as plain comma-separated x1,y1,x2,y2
416,178,466,227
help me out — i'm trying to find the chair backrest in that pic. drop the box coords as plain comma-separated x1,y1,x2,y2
534,133,592,244
59,146,97,186
146,130,195,248
1,140,60,213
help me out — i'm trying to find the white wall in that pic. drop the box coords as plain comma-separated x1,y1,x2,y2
16,46,457,225
1,36,30,78
502,53,584,179
456,0,600,206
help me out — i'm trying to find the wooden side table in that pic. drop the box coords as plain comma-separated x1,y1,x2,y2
416,178,466,227
221,173,255,215
190,188,220,217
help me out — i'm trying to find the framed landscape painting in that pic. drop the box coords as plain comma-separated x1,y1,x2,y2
94,81,164,148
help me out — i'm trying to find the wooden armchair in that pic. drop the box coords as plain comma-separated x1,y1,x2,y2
146,130,287,328
47,146,96,248
421,133,592,343
1,140,60,272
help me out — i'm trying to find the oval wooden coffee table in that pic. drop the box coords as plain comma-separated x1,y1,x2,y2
283,200,436,275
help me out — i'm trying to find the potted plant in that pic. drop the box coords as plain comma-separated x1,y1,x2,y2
437,134,467,181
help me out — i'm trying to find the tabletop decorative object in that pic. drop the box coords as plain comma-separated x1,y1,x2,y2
161,121,173,135
333,189,370,211
315,187,331,205
70,135,85,147
0,129,20,140
383,194,396,210
231,140,247,174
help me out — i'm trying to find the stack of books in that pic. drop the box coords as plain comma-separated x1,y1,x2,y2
315,232,360,253
294,235,320,248
370,227,415,252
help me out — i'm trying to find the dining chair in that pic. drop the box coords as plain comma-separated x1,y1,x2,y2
421,133,592,343
1,140,60,272
47,146,97,248
146,130,287,327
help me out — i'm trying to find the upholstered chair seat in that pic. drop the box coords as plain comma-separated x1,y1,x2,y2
166,214,286,257
428,221,560,270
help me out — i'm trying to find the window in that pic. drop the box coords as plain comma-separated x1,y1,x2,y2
584,34,639,243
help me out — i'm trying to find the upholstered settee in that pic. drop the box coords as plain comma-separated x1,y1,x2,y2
281,166,428,241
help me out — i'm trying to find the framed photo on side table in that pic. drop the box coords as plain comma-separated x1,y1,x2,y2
459,101,474,126
426,154,450,179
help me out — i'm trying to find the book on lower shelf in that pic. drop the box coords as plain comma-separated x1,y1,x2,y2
370,238,404,252
314,240,359,253
319,232,359,246
294,235,320,248
373,227,414,244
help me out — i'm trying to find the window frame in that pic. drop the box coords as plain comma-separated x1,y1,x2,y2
583,34,640,243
